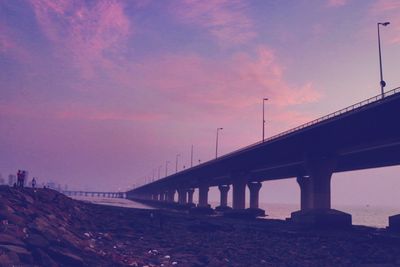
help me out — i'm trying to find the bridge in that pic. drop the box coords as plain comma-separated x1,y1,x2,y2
63,190,125,199
127,87,400,227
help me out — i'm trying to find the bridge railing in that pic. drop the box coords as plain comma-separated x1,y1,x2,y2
214,86,400,161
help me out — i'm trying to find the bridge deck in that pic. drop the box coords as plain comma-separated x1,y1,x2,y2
131,87,400,192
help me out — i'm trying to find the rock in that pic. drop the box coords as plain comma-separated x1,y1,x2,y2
48,248,84,267
0,244,30,255
25,233,49,248
0,233,25,246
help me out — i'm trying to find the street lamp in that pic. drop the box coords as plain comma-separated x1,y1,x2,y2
377,21,390,98
175,154,180,173
215,127,223,159
262,98,268,142
190,145,194,167
165,161,169,176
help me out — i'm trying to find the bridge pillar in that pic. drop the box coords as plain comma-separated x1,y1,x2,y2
215,185,231,211
198,184,209,208
291,157,351,227
246,182,265,217
177,188,187,205
187,188,194,204
232,177,246,210
309,158,334,210
297,175,313,211
167,190,176,202
248,182,262,209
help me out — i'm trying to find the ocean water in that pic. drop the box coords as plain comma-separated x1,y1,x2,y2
259,202,400,228
72,196,155,210
210,202,400,228
72,196,399,228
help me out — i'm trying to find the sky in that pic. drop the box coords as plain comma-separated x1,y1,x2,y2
1,0,400,207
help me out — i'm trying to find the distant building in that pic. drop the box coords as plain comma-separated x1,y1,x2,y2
0,174,4,185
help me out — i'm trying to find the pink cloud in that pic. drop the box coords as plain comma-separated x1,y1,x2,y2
327,0,348,7
171,0,256,45
30,0,131,78
0,24,32,63
106,45,321,128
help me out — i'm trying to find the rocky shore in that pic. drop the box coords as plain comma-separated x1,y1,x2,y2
1,186,400,266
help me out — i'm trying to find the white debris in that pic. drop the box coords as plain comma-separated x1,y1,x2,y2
172,261,178,265
164,255,171,259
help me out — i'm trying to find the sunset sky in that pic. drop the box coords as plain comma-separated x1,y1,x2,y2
1,0,400,207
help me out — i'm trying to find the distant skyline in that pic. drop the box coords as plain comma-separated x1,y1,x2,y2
1,0,400,206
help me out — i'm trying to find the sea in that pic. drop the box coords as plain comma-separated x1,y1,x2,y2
72,196,399,229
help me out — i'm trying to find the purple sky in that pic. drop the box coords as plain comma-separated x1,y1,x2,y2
1,0,400,207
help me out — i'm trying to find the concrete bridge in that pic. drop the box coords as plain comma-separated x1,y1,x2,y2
127,87,400,227
63,190,125,199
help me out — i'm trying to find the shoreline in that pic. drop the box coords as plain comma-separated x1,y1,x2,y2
2,186,400,266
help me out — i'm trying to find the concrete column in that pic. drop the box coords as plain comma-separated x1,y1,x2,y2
218,185,230,207
297,175,313,211
198,184,209,207
187,188,194,204
178,188,187,204
166,190,175,202
306,158,336,210
247,182,262,209
232,177,247,210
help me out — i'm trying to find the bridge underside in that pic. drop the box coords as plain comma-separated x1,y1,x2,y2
128,90,400,226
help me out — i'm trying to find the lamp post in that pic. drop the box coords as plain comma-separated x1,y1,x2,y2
262,98,268,142
190,145,194,167
377,22,390,98
175,154,180,173
215,127,223,159
165,161,169,177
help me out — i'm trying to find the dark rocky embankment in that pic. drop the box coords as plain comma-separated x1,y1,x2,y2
2,186,400,266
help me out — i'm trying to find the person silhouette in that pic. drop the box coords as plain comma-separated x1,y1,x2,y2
32,177,37,188
17,170,22,188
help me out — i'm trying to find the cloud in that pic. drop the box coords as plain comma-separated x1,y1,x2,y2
327,0,348,7
171,0,256,45
30,0,131,78
0,24,32,63
107,45,321,127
